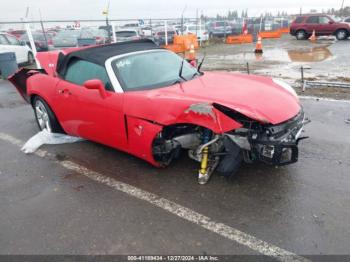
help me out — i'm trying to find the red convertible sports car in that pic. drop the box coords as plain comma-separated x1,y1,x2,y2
10,39,308,184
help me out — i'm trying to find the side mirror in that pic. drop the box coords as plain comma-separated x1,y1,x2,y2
20,41,27,46
83,79,106,98
329,21,334,24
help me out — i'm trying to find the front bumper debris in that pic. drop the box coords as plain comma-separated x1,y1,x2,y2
252,109,309,166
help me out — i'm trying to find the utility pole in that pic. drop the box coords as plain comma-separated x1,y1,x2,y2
103,1,111,42
340,0,345,17
39,9,49,50
181,5,187,35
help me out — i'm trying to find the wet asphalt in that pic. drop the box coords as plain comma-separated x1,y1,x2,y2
201,34,350,84
0,79,350,257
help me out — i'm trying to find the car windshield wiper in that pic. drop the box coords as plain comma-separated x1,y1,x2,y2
178,58,187,81
189,55,206,80
197,54,205,73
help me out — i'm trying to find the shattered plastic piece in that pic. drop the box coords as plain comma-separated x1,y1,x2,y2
185,102,217,121
21,130,83,154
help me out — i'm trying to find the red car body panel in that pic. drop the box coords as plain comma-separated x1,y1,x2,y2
124,72,300,125
10,49,301,166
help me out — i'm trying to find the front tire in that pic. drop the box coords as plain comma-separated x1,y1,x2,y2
335,29,348,40
33,96,64,133
296,30,307,40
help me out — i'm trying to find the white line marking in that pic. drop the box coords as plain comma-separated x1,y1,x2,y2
0,132,309,262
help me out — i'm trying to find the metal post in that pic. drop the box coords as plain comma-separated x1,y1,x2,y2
246,62,250,74
199,18,202,47
39,9,48,50
196,9,198,37
25,23,40,68
164,20,168,46
300,66,304,84
111,22,117,43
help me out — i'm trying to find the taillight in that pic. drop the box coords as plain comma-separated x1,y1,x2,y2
203,32,207,35
95,36,101,40
48,39,53,45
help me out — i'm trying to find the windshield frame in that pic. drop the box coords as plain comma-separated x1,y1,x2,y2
105,49,199,93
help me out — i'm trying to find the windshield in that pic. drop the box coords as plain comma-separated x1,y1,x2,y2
112,50,198,91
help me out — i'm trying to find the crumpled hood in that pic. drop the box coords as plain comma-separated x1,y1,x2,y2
125,72,301,125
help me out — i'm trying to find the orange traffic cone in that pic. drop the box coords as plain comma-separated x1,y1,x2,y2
309,30,316,41
186,44,196,61
254,35,263,53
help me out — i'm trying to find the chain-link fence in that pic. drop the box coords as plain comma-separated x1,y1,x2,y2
0,15,293,52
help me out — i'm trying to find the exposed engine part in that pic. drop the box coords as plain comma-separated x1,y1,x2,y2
173,133,201,149
198,129,216,185
216,136,243,177
152,138,181,166
225,134,251,151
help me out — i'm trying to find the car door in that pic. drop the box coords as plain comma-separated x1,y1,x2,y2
318,16,335,35
5,34,26,63
305,16,319,34
53,59,127,149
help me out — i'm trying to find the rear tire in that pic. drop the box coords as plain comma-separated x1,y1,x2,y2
33,96,64,133
296,30,307,40
335,29,348,40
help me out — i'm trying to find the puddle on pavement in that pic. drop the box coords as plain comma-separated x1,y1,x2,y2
210,46,333,63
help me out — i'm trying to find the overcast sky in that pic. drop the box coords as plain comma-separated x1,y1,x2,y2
0,0,346,21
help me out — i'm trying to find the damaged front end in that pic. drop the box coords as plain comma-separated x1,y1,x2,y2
223,106,310,167
151,102,309,185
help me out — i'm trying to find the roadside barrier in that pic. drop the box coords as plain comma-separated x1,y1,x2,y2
279,27,290,34
226,34,253,44
258,31,281,39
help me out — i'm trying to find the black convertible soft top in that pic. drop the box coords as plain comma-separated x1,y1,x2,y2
56,39,161,75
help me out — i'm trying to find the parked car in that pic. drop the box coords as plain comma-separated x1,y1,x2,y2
206,21,232,38
114,29,142,42
290,14,350,40
0,33,34,64
9,39,307,184
20,33,52,52
183,24,209,41
344,17,350,23
141,26,153,37
7,29,26,39
79,28,109,45
153,28,177,45
52,30,81,48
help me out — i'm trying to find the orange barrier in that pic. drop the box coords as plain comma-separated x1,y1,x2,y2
173,34,199,49
163,44,186,53
163,34,199,55
226,34,253,44
279,27,290,34
259,31,281,39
